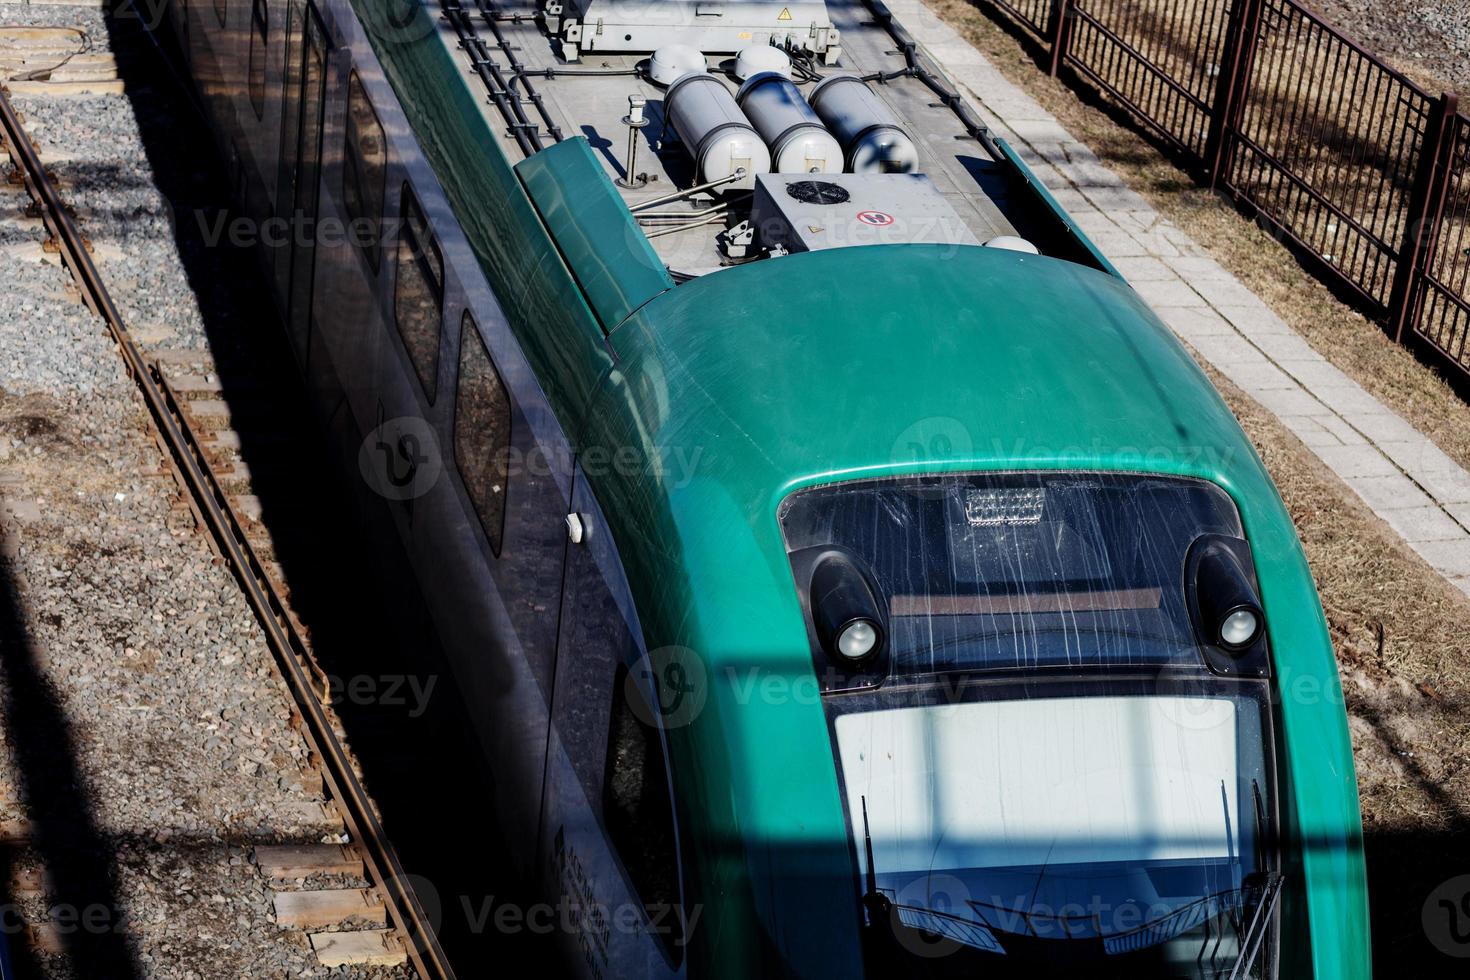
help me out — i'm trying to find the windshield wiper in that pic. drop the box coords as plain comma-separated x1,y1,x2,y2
859,796,1011,958
860,795,890,922
1229,872,1283,980
1252,778,1269,870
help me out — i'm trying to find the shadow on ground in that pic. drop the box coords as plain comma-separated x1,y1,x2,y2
0,540,141,978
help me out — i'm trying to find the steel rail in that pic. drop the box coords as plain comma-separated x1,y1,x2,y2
0,85,455,980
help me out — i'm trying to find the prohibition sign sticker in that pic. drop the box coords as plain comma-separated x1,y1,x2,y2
856,209,895,227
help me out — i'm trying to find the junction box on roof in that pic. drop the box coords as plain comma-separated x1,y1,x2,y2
750,173,982,254
548,0,841,63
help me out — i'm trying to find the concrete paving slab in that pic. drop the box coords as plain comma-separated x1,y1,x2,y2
1311,413,1369,446
1170,255,1236,282
1276,358,1356,391
1310,382,1402,418
1229,361,1302,394
1408,540,1470,579
1278,414,1347,449
1183,331,1275,369
1248,331,1322,363
1350,411,1437,447
1112,256,1179,281
1189,276,1272,309
1249,387,1336,419
1316,444,1408,480
1082,229,1154,257
1412,467,1470,506
1381,506,1470,544
1158,305,1237,339
1133,278,1208,308
1344,474,1432,513
1214,303,1297,337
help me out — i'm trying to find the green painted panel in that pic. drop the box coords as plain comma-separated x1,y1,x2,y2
516,137,673,332
580,243,1367,978
995,137,1125,280
351,4,611,438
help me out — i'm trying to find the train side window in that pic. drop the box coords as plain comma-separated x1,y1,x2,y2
393,187,443,402
604,667,683,959
453,312,511,555
343,72,386,272
248,0,267,118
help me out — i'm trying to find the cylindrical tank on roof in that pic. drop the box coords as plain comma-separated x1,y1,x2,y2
736,71,843,174
665,72,771,187
808,74,920,174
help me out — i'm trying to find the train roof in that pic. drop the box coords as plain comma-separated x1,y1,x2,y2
455,0,1029,276
599,242,1254,497
579,239,1301,678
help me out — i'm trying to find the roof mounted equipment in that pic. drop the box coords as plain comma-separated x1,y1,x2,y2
553,0,840,64
736,71,843,174
808,74,920,174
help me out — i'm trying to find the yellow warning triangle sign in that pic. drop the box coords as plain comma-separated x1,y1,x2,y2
777,6,792,19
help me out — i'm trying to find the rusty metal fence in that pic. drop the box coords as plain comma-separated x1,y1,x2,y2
1064,0,1235,160
1417,116,1470,369
990,0,1052,36
980,0,1470,381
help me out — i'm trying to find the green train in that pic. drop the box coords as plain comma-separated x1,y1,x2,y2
164,0,1368,974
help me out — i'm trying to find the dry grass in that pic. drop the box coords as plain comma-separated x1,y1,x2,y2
1211,360,1470,967
924,1,1470,965
929,0,1470,479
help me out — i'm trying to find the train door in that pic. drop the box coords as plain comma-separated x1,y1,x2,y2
372,180,444,532
422,301,571,880
273,0,330,367
237,0,278,232
541,470,686,980
307,57,385,439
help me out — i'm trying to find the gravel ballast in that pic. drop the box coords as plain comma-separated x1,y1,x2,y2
1312,0,1470,98
0,6,409,978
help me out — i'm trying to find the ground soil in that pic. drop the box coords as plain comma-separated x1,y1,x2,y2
1312,0,1470,98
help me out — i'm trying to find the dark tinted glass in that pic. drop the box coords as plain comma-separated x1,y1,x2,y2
454,313,510,554
344,72,387,271
394,188,442,402
779,473,1243,673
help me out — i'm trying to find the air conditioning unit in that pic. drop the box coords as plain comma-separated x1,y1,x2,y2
750,173,981,254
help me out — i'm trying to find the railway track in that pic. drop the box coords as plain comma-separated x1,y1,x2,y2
0,53,455,980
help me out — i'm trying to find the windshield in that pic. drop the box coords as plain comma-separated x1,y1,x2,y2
830,676,1277,978
778,474,1280,978
778,472,1244,673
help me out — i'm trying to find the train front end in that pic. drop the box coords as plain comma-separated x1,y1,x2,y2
590,244,1366,980
779,471,1282,978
